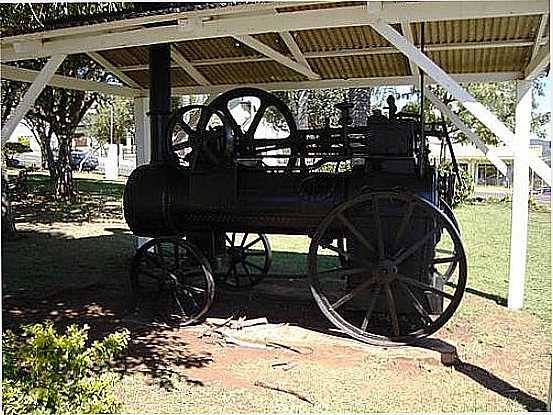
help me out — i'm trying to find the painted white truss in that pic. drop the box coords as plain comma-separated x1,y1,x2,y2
0,64,143,97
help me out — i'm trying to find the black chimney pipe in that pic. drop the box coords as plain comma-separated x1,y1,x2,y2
149,44,172,163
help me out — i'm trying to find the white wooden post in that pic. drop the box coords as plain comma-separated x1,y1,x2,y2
1,54,66,144
133,96,151,248
369,21,551,186
507,81,532,309
134,96,151,165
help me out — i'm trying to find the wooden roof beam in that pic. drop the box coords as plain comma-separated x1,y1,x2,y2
524,40,550,79
279,31,314,73
0,64,142,98
531,13,549,60
170,45,211,86
87,51,143,89
233,34,320,80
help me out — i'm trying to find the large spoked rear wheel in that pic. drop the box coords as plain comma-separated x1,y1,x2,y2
131,237,215,325
308,191,467,346
217,232,272,290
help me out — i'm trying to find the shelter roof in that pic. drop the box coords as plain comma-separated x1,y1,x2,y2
1,1,549,95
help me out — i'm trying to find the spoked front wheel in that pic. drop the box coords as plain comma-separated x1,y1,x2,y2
130,237,215,325
217,232,272,290
308,191,467,346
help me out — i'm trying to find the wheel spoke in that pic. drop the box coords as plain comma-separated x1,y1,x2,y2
392,223,440,266
336,213,377,255
331,275,378,310
360,285,382,331
240,233,248,248
244,236,263,250
432,255,459,265
173,140,191,151
384,284,400,337
177,265,205,278
231,232,236,246
374,198,385,260
398,280,433,325
321,241,350,261
241,262,250,275
172,291,187,317
225,233,233,245
392,201,414,252
177,120,195,136
397,275,454,300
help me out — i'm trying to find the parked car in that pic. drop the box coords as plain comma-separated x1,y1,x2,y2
70,150,98,171
6,157,21,168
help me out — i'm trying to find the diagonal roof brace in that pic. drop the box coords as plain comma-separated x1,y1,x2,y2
232,34,320,80
170,45,211,86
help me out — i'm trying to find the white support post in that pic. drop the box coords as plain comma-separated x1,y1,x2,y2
370,21,551,186
134,96,151,166
425,88,509,176
133,96,151,249
507,81,532,309
1,54,66,144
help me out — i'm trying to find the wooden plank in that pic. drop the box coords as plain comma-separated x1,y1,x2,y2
170,45,211,86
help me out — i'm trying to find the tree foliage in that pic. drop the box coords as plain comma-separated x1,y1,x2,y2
0,3,135,200
403,77,551,145
85,95,135,148
2,321,129,415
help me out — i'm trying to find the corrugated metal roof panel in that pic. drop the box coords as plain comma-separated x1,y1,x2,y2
308,54,410,79
199,61,306,85
125,68,197,88
99,46,148,66
252,33,291,56
174,37,258,60
293,25,398,52
427,47,531,73
413,15,541,45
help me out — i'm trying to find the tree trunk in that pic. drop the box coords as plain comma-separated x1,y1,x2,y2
55,138,75,200
1,169,16,240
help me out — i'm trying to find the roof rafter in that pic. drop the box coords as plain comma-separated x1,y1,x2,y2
0,64,142,97
232,34,320,80
87,51,143,89
170,45,211,86
279,31,313,71
400,21,419,86
524,40,550,79
531,13,549,60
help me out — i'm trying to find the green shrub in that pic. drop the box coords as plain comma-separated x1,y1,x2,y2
2,321,129,414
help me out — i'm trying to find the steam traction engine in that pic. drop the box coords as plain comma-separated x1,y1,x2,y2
124,87,467,347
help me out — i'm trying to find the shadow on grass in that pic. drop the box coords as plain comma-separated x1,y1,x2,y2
2,228,546,406
453,361,546,411
2,227,212,391
10,172,124,224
